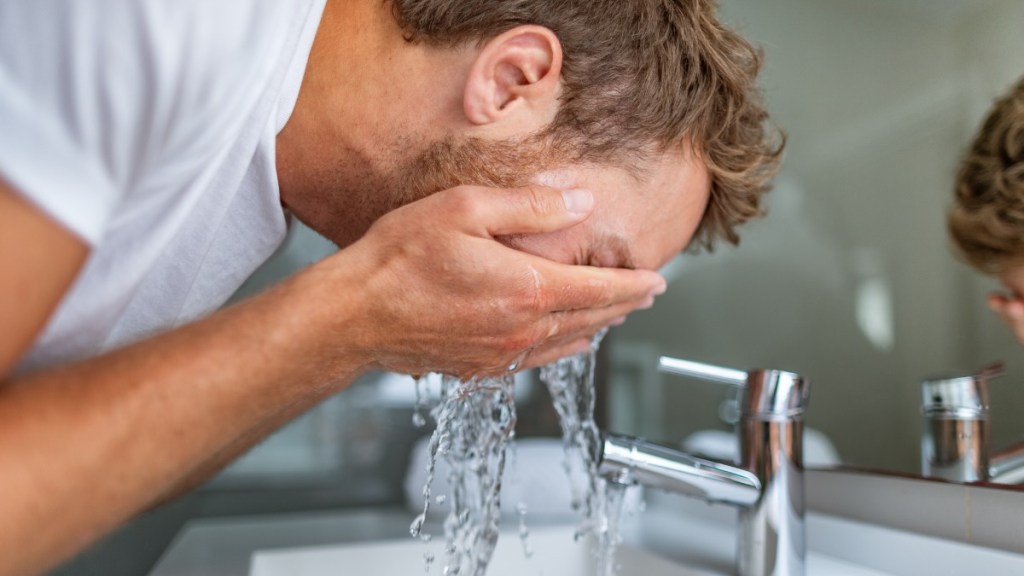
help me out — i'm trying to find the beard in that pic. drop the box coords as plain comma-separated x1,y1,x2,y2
392,134,565,207
292,131,573,248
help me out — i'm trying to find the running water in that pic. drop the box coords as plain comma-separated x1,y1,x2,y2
538,329,632,575
411,374,517,576
538,330,607,541
594,480,630,576
413,330,632,575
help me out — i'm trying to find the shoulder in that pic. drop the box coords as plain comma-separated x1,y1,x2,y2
0,0,322,244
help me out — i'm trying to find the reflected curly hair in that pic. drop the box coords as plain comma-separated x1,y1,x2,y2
389,0,784,251
949,77,1024,274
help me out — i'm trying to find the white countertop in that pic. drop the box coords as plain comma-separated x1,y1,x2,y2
148,495,1024,576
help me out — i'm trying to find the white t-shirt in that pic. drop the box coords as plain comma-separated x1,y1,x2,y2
0,0,327,374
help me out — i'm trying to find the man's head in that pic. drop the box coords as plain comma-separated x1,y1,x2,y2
949,77,1024,287
388,0,782,252
278,0,783,270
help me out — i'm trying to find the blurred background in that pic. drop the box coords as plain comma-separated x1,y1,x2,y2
53,0,1024,574
613,0,1024,474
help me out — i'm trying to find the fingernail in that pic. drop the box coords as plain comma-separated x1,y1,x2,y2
650,281,667,296
611,316,627,326
639,296,655,310
562,188,594,216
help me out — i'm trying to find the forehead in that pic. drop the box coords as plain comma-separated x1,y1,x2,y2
587,149,709,268
521,147,711,271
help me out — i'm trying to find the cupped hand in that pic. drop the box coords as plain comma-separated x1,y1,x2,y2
988,292,1024,345
336,185,666,379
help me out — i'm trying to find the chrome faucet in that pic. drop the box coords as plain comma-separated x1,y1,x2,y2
599,356,810,576
920,362,1024,484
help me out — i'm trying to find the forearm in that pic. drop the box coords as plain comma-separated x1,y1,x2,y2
153,388,329,507
0,261,370,576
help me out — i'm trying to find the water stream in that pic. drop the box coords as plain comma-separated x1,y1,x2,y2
411,374,517,575
412,330,631,575
539,330,630,576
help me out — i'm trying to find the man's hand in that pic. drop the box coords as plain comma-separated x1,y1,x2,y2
988,291,1024,345
325,185,666,379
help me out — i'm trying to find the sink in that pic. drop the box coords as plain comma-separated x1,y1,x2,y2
250,525,707,576
249,523,889,576
149,488,1024,576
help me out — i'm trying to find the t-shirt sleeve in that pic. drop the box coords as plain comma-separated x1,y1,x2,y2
0,2,155,245
0,0,296,246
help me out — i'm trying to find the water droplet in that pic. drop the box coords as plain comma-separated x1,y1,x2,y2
410,513,426,538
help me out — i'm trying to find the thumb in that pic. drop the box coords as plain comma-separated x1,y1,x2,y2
467,185,595,237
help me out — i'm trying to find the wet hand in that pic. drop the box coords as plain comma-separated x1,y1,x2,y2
339,185,665,378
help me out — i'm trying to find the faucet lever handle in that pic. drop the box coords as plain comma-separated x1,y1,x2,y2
659,356,811,417
658,356,747,387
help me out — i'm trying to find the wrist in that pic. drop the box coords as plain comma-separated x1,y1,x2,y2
271,247,381,387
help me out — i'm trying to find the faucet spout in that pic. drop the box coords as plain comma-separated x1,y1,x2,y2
599,434,761,506
990,441,1024,484
599,358,809,576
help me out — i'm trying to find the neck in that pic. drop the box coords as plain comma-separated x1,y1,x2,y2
276,0,472,248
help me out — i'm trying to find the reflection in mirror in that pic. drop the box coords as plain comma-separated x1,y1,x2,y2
606,0,1024,479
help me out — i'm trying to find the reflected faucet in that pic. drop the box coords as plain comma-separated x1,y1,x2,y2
920,362,1024,484
598,357,810,576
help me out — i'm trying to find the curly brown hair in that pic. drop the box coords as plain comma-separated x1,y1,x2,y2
949,77,1024,274
389,0,784,251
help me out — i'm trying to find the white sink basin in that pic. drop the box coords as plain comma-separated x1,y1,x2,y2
250,526,706,576
249,523,891,576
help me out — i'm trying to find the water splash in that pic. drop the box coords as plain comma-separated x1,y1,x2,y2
595,480,629,576
539,330,634,575
412,375,431,428
515,502,533,559
539,330,608,540
412,375,517,575
412,329,632,575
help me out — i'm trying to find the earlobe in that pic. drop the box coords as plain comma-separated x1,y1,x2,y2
463,26,563,126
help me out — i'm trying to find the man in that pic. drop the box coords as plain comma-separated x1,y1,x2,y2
0,0,781,574
949,76,1024,344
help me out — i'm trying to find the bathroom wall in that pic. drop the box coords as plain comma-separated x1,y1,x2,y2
610,0,1024,472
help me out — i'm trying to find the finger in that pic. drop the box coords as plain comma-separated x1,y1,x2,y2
439,185,595,237
515,300,645,371
520,298,651,360
521,338,593,369
530,259,666,312
544,296,654,340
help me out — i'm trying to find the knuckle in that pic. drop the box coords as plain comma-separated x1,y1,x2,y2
523,186,555,219
441,186,480,220
500,332,533,355
522,268,548,312
588,276,614,304
545,314,561,339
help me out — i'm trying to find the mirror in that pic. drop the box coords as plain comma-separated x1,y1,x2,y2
606,0,1024,478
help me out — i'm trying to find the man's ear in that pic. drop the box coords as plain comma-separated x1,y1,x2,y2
463,25,563,127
